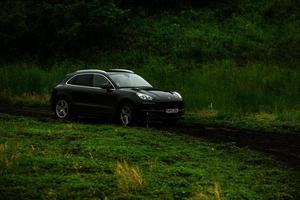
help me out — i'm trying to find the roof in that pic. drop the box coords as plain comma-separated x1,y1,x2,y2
75,68,134,74
76,69,106,74
106,69,134,73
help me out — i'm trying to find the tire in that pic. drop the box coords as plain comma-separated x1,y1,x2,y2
119,103,135,126
54,98,72,120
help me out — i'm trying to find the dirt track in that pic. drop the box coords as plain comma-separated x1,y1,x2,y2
0,104,299,168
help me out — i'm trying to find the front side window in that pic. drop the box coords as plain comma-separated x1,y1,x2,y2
93,74,109,87
68,74,93,86
109,73,152,88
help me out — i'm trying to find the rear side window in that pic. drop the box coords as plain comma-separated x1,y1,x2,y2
93,74,109,87
68,74,93,86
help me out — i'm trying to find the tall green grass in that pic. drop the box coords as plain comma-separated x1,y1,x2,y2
0,62,87,94
138,59,300,119
0,59,299,117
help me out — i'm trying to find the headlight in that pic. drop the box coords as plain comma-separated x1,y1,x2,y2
136,92,153,100
172,91,182,99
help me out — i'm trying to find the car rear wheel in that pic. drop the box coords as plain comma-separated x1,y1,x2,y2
119,103,135,126
55,98,71,119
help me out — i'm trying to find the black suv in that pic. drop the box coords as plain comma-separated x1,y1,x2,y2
51,69,184,125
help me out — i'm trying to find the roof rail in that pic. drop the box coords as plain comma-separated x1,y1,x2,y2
76,69,107,74
106,69,134,73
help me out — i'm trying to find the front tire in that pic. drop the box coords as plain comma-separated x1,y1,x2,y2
119,103,135,126
55,98,72,119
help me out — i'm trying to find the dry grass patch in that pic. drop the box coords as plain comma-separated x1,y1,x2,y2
189,182,223,200
0,142,21,170
114,160,145,192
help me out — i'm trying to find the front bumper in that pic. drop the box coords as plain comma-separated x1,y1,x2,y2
137,101,184,120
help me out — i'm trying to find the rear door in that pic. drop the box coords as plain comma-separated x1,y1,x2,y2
67,73,95,114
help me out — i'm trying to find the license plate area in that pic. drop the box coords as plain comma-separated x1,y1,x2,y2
166,108,179,114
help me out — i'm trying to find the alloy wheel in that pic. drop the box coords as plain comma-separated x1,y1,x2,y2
120,105,133,126
55,99,69,119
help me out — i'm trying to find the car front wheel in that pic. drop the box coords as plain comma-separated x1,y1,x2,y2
119,103,135,126
55,98,71,119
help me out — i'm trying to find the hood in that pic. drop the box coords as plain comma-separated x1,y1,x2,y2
126,87,181,101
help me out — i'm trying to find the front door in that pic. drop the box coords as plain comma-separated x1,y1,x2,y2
91,74,118,116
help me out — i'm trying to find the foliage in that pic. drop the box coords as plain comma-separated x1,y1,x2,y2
0,0,299,64
0,0,127,58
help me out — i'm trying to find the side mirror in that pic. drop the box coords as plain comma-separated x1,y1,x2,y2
100,83,113,91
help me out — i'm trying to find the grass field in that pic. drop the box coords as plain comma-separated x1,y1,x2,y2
0,113,299,199
1,1,299,198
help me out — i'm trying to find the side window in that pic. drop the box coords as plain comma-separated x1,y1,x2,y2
68,74,93,86
93,74,109,87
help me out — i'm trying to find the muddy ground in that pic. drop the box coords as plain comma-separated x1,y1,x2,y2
0,104,299,168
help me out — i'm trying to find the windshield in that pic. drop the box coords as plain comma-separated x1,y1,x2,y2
109,73,152,88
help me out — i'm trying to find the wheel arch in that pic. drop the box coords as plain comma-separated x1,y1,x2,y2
117,98,136,112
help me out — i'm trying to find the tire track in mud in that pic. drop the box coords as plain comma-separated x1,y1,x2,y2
0,104,299,168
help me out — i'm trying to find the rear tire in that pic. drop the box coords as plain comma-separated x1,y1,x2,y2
119,103,135,126
55,98,72,120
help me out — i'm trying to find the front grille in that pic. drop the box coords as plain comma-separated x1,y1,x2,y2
141,101,184,110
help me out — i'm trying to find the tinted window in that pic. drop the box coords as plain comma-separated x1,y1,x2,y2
68,74,93,86
93,74,109,87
